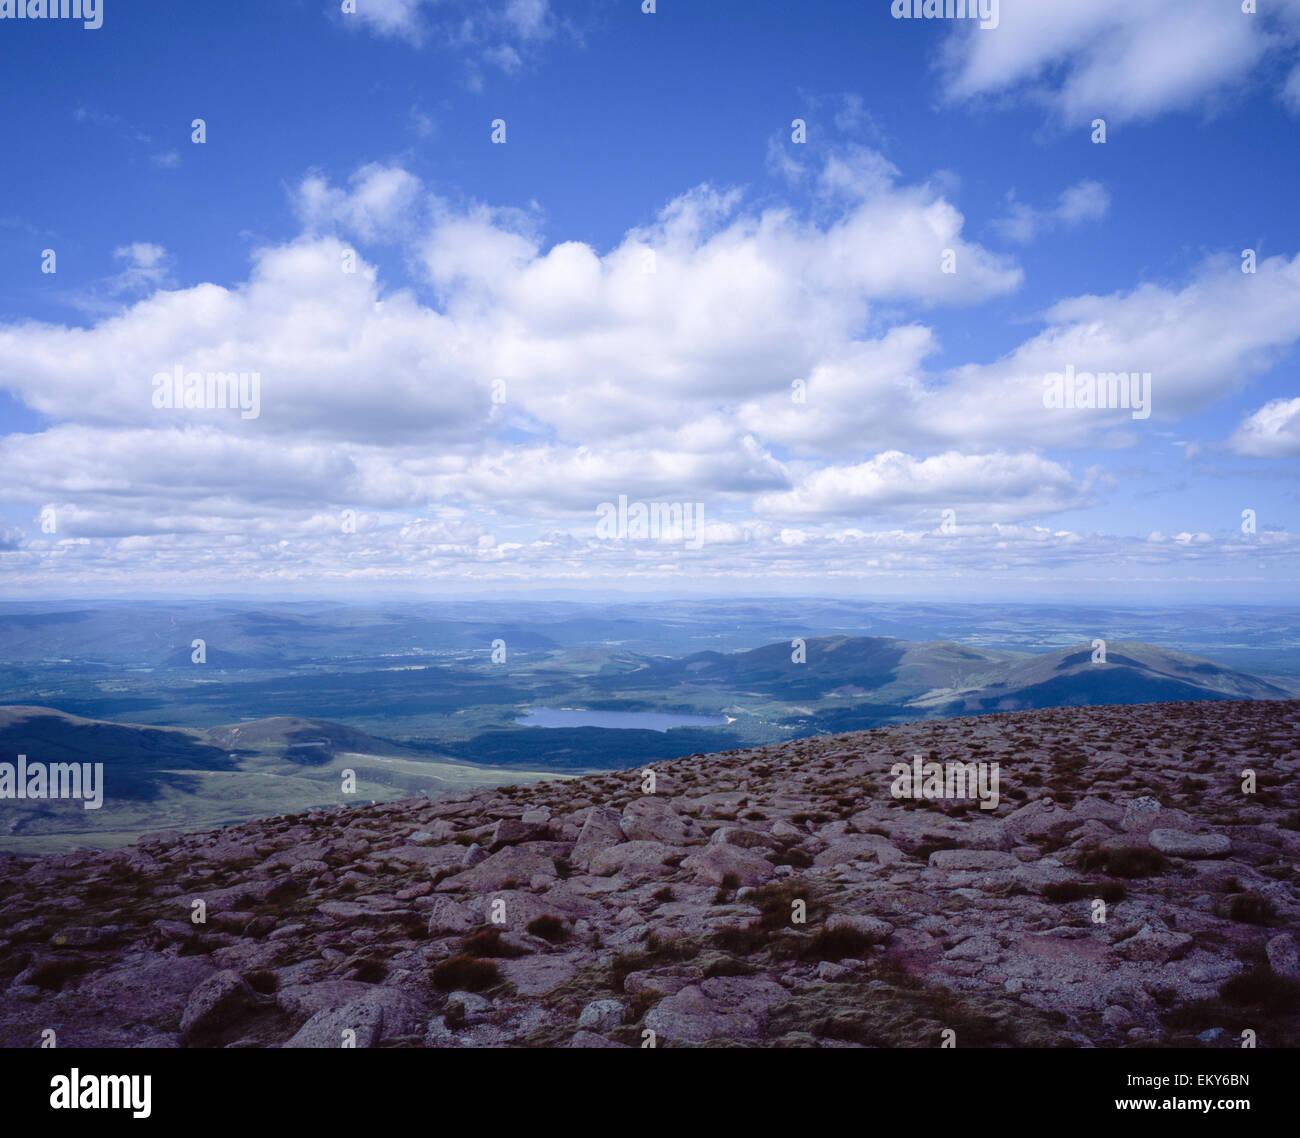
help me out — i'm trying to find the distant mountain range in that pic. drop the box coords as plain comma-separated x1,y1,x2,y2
3,598,1299,678
619,635,1291,719
0,634,1291,853
921,640,1291,711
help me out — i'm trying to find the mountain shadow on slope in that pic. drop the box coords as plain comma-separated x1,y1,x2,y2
0,713,237,802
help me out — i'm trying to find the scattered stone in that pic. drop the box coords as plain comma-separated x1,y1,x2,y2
1266,933,1299,978
427,896,477,936
621,798,701,845
682,844,775,886
436,846,557,892
179,970,259,1043
569,1030,630,1048
571,806,625,869
589,841,679,878
1113,924,1194,964
50,926,123,948
577,999,624,1032
1147,829,1231,858
825,914,894,944
283,990,423,1049
498,955,577,996
1101,1005,1135,1030
928,849,1017,871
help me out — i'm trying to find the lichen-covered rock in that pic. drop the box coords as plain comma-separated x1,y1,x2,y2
588,840,679,879
577,999,624,1032
427,896,477,936
179,970,259,1043
928,849,1018,870
570,806,624,869
1147,829,1231,858
1266,933,1300,978
569,1030,630,1048
1113,924,1194,964
620,797,702,845
435,846,557,892
825,913,894,944
682,843,775,886
282,989,424,1049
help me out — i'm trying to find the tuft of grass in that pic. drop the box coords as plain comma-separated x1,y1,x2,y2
771,846,814,869
702,954,755,979
431,954,501,992
1042,880,1126,904
1076,845,1168,879
794,925,879,963
913,836,960,861
712,925,767,955
608,936,700,992
1217,894,1276,926
1219,966,1300,1012
644,931,697,960
609,952,650,992
22,958,88,992
526,914,570,943
461,926,526,959
347,957,388,983
713,872,742,903
767,975,1071,1048
622,990,660,1025
749,880,822,932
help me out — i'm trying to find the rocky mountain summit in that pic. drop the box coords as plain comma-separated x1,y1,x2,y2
2,699,1298,1048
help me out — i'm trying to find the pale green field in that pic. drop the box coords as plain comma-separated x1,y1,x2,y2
0,748,569,856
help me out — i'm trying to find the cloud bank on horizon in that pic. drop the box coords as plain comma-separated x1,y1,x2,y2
0,0,1297,598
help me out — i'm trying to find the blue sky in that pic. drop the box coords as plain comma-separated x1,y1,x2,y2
1,0,1298,600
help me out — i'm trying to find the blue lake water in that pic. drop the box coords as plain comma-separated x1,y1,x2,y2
515,707,729,732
